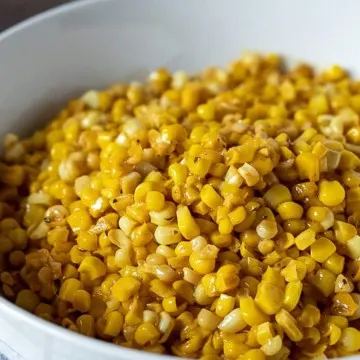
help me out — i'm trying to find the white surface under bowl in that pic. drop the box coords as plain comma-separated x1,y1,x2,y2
1,0,360,359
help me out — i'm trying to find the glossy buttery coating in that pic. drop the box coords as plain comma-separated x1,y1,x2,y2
1,53,360,359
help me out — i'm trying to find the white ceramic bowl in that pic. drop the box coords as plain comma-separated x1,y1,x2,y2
1,0,360,359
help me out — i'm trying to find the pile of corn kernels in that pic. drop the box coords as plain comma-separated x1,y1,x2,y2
2,53,360,359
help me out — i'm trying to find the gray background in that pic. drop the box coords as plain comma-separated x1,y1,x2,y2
1,0,70,31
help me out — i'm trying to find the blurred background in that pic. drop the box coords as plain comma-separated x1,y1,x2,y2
1,0,70,31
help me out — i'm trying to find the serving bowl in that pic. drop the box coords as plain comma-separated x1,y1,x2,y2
1,0,360,359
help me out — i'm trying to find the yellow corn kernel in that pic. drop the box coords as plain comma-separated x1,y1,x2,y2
306,206,334,230
146,191,165,211
239,296,269,326
277,201,303,220
111,277,141,302
346,235,360,259
323,253,345,275
72,289,91,313
67,209,93,233
312,269,336,297
168,163,188,185
15,289,40,312
334,221,357,244
150,279,175,298
76,231,98,251
176,205,200,240
256,322,275,346
283,281,303,312
295,152,319,182
228,206,246,226
255,281,284,315
103,311,124,337
338,327,360,352
197,309,222,331
264,184,291,210
238,163,260,186
200,184,224,210
260,335,282,357
78,256,106,280
275,309,303,342
162,297,177,313
59,278,83,302
318,180,345,207
262,267,285,288
197,103,215,121
154,224,182,245
215,264,240,292
310,236,336,263
240,349,266,360
281,260,307,282
134,322,160,346
215,294,235,317
295,228,316,250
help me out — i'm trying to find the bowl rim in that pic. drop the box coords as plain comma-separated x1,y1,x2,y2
0,1,175,358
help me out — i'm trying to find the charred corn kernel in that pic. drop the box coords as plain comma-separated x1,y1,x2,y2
277,201,303,220
310,237,336,263
255,281,284,315
239,296,269,326
283,281,302,311
111,277,141,302
78,256,106,280
332,293,359,316
295,228,316,250
146,191,165,212
335,274,354,293
215,294,235,317
318,180,345,206
264,184,291,210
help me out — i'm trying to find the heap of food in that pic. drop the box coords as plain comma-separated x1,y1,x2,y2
1,53,360,359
